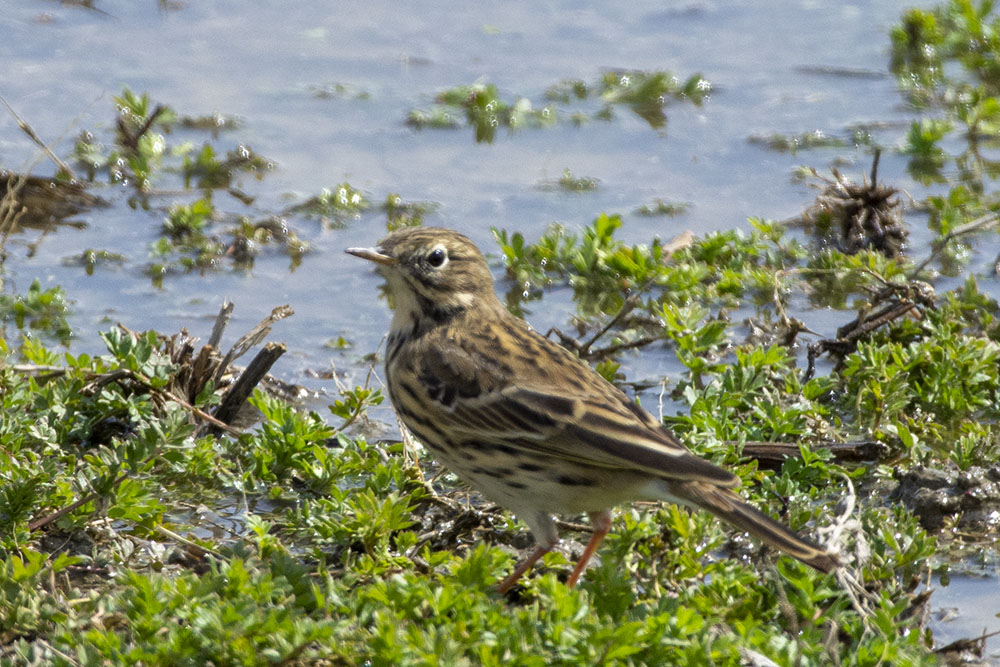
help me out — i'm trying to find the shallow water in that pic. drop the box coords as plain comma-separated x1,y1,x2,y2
4,0,977,378
3,0,999,653
929,573,1000,661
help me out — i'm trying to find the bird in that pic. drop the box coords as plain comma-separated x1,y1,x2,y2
346,226,838,592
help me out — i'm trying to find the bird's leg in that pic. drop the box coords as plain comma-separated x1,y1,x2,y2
566,509,612,588
498,545,550,593
498,511,560,593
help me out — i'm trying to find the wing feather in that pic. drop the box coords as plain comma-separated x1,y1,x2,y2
410,317,739,488
438,385,738,487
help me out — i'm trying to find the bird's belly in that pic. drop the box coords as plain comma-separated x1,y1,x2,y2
427,441,655,516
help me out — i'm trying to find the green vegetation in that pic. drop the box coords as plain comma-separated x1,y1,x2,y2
70,89,308,282
383,193,438,231
407,82,557,143
634,198,689,217
902,118,953,183
0,279,71,347
408,70,708,142
494,214,1000,466
51,89,446,284
4,193,998,661
890,0,1000,243
537,168,601,193
285,183,371,228
63,248,127,276
748,130,848,153
0,293,947,664
596,70,710,129
494,213,806,314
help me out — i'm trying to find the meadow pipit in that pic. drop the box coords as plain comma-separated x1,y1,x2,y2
347,226,837,592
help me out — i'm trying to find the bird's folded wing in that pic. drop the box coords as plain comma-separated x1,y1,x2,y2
442,386,739,487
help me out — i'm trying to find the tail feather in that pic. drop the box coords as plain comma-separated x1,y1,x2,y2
672,481,839,574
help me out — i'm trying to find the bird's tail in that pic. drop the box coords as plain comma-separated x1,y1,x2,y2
670,480,839,574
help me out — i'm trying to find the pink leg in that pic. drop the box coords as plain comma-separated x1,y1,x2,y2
498,545,550,593
566,509,612,588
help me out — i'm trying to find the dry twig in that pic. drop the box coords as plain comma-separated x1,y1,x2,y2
1,95,74,178
909,212,1000,277
804,278,935,380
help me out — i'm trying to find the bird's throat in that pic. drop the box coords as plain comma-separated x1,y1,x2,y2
388,288,467,338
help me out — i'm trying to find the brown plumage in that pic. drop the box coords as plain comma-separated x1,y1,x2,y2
347,226,837,591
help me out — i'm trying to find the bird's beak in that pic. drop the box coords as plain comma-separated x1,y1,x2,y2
345,246,397,265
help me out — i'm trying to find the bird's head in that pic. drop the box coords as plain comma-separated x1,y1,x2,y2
346,226,499,327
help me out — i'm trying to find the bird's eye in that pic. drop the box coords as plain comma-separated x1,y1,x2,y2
427,247,447,268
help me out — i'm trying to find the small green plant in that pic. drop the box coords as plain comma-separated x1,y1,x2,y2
838,285,1000,451
109,88,175,191
286,183,370,228
495,214,807,339
891,0,1000,102
748,130,847,153
240,391,337,491
660,303,729,389
888,0,1000,234
69,88,293,282
544,78,590,103
329,385,385,433
65,249,127,275
407,69,707,141
163,198,213,241
598,70,710,129
383,193,437,230
543,168,599,192
635,198,689,217
0,280,72,346
902,118,952,183
408,82,556,143
181,143,272,189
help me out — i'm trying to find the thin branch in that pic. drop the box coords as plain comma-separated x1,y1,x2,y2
933,628,1000,655
210,342,286,431
28,472,129,531
578,288,646,357
1,95,75,178
212,304,293,387
208,300,235,349
909,212,1000,277
152,524,223,559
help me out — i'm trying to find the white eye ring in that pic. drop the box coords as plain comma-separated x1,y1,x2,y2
427,245,448,268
